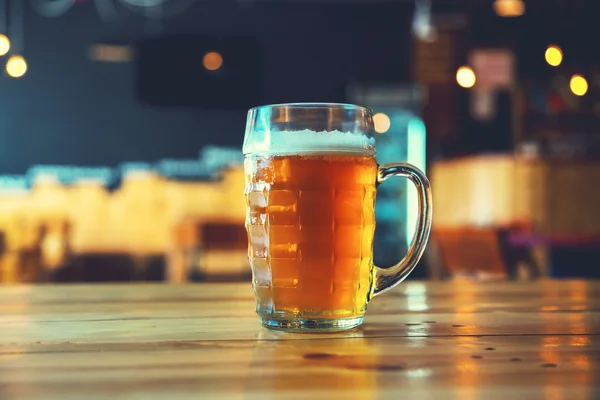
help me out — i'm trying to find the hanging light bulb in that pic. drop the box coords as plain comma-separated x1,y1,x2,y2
493,0,525,17
6,54,27,78
6,0,26,78
203,51,223,71
545,45,563,67
0,34,9,56
570,74,588,96
412,0,437,42
456,66,476,88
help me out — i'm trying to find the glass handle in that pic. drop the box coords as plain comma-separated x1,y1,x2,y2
372,163,433,296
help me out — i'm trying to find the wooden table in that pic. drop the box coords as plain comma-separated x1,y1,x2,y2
1,280,599,399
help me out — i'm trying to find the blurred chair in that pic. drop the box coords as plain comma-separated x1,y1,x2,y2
0,221,46,283
433,226,508,280
167,218,250,283
39,219,72,281
431,224,540,281
0,230,7,282
430,154,600,280
430,155,539,280
167,217,203,283
195,222,250,282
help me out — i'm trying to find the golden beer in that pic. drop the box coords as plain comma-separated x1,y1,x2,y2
243,103,432,332
245,153,377,320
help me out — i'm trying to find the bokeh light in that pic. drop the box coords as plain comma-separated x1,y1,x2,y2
456,66,476,88
545,45,563,67
203,51,223,71
6,55,27,78
570,74,588,96
0,35,10,57
373,113,391,134
493,0,525,17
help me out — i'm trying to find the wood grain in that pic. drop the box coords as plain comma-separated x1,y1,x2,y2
1,280,599,399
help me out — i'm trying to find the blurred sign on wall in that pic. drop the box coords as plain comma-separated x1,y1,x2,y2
469,48,515,90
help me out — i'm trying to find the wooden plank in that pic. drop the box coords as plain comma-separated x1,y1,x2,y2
1,280,599,305
0,336,598,399
0,281,598,344
0,281,599,399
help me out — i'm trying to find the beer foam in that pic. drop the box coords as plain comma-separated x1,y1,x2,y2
243,129,375,156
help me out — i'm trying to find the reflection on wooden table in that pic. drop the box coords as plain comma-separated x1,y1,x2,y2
0,280,598,399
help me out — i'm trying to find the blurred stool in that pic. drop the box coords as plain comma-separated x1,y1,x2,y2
434,227,508,280
0,230,9,282
433,224,540,281
39,219,72,281
131,253,166,281
2,223,46,283
166,218,203,283
194,222,250,282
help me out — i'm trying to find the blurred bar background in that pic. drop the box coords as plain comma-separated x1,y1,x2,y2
1,0,600,284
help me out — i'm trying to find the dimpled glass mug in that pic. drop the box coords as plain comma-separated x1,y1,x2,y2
243,103,432,332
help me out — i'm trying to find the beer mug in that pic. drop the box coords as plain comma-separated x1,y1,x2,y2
243,103,432,332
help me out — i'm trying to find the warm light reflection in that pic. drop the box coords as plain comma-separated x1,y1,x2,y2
540,305,559,312
567,313,587,335
203,51,223,71
406,368,433,378
542,336,561,349
0,34,10,56
456,360,479,373
404,283,427,296
570,305,587,311
252,335,377,395
407,336,428,347
455,343,480,400
571,354,590,369
373,112,391,134
6,54,27,78
569,336,590,348
457,335,478,347
456,66,476,88
407,296,429,312
452,284,479,335
404,283,429,312
568,281,589,302
570,74,588,96
493,0,525,17
545,45,563,67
